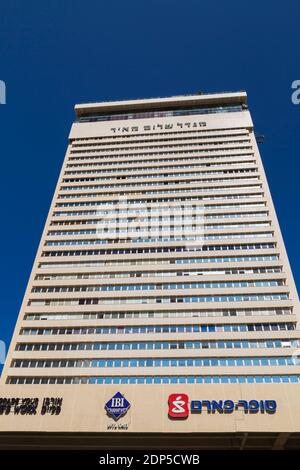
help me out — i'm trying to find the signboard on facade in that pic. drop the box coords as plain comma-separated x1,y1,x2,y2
105,392,131,421
168,394,277,418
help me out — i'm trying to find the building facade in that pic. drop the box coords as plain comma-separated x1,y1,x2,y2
0,92,300,449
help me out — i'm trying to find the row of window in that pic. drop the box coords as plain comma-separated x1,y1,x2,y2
31,279,284,294
55,206,269,222
68,150,254,164
70,143,251,156
77,104,244,122
15,338,297,352
58,184,260,200
71,151,253,165
60,186,261,202
28,293,288,307
69,145,252,159
54,197,266,210
72,143,252,154
70,144,252,158
47,226,273,237
63,171,258,184
63,179,259,196
68,151,255,163
38,254,279,269
71,128,249,144
47,223,274,236
70,139,251,150
61,184,261,197
35,267,282,281
65,164,257,176
70,130,249,147
58,190,262,201
11,356,298,370
64,161,256,177
71,137,250,152
52,209,267,222
70,133,250,145
47,222,270,236
41,243,276,257
59,188,258,201
45,232,274,246
20,322,295,337
70,134,251,146
70,135,251,146
61,177,259,194
8,374,299,385
24,308,292,321
67,153,254,169
59,183,260,199
53,202,266,216
51,210,268,222
64,165,258,180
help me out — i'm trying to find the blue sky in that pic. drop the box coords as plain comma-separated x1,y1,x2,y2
0,0,299,372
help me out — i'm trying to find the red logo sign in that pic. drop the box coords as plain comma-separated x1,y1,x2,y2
168,394,189,419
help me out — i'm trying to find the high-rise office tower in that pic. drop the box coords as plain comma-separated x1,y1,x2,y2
1,92,300,449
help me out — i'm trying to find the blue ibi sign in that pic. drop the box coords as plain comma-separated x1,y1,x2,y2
105,392,131,421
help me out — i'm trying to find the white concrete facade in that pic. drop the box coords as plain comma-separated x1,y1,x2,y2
0,92,299,449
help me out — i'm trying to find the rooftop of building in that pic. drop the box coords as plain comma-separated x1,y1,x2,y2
74,91,248,119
